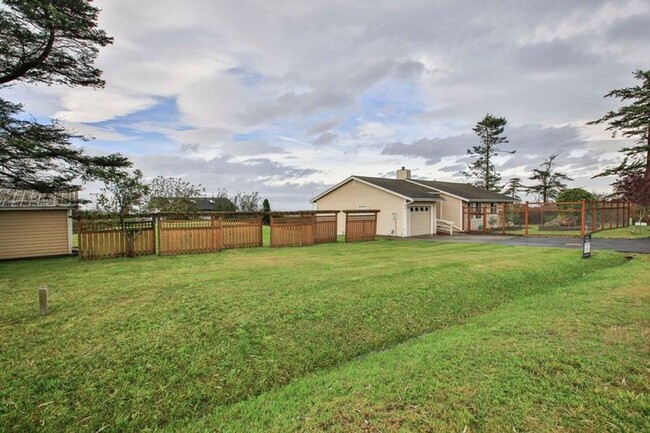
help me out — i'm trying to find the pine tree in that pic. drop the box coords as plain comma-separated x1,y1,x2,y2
462,114,514,191
587,69,650,176
504,177,524,199
527,154,573,202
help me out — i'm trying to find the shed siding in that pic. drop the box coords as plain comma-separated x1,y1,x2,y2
314,180,405,236
0,210,71,259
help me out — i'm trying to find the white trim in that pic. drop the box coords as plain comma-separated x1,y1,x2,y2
67,209,73,253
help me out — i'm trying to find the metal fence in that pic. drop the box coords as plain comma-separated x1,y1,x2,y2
462,200,632,236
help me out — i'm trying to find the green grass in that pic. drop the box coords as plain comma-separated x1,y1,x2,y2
592,225,650,239
1,240,648,432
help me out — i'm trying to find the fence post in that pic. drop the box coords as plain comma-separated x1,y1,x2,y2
39,286,48,315
524,202,529,236
627,201,631,226
76,218,83,260
580,200,586,237
591,201,596,234
482,206,487,234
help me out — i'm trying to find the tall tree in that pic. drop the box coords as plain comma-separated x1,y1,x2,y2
143,176,205,213
462,114,514,191
587,69,650,176
527,154,573,202
232,191,261,212
0,0,130,193
262,198,271,225
503,177,524,199
613,172,650,225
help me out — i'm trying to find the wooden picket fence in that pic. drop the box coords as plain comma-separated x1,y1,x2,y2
159,216,221,256
77,218,156,260
270,211,338,247
344,210,380,242
76,210,374,260
462,200,632,236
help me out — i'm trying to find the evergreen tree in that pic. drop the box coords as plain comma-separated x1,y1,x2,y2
504,177,524,199
262,198,271,225
0,0,130,193
527,154,573,202
587,69,650,176
462,114,514,191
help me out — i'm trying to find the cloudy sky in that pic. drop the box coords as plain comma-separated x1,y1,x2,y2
5,0,650,209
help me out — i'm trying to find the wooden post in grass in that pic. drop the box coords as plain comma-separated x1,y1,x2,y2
524,202,529,236
580,200,586,237
39,287,48,315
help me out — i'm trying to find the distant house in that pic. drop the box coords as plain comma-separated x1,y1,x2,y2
0,189,77,260
311,167,518,237
149,196,236,213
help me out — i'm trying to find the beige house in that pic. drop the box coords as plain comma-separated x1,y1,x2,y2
0,189,76,260
311,168,518,237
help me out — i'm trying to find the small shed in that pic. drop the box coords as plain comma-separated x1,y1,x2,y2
0,189,77,260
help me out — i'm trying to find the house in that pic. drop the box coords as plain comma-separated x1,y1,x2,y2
0,189,77,260
148,196,236,212
311,167,519,237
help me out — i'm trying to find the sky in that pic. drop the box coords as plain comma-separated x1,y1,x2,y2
4,0,650,209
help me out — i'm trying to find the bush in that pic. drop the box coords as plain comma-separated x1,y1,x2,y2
557,188,596,203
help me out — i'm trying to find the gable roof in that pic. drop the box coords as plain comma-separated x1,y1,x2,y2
192,197,236,211
311,176,441,203
0,189,78,209
408,180,518,202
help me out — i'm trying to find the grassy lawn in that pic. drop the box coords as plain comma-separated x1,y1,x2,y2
1,240,648,432
592,225,650,239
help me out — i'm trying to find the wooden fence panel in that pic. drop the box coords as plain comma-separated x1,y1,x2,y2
159,217,221,256
344,210,379,242
315,212,337,244
222,215,263,249
270,214,315,247
78,218,155,260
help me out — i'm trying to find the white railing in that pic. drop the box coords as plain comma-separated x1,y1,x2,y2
436,219,455,235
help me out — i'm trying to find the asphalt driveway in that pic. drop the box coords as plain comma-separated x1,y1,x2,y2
410,234,650,254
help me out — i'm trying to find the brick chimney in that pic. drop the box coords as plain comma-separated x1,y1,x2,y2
396,166,411,180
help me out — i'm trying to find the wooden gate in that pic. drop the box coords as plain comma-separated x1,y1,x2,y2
344,210,380,242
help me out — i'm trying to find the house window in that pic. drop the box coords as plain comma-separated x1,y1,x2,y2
470,203,482,219
490,203,498,214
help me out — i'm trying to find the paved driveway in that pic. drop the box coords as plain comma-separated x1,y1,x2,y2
410,234,650,254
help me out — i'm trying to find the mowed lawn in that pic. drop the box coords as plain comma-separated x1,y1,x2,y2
0,240,648,432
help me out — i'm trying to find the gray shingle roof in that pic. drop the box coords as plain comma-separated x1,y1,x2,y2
355,176,441,201
410,180,518,202
0,189,78,208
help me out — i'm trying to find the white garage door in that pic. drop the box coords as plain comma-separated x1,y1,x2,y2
409,206,431,236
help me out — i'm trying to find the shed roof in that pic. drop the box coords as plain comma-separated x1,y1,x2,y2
0,189,78,209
